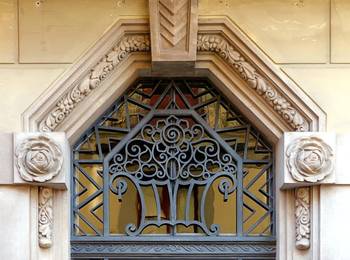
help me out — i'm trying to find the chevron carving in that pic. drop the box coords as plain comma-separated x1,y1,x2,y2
149,0,198,63
159,0,189,46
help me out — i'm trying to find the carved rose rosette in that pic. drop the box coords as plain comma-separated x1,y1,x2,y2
15,135,63,182
286,136,334,183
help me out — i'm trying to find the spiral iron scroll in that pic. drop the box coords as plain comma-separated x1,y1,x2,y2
108,115,237,236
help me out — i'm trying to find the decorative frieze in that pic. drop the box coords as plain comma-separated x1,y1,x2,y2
39,34,150,132
197,34,308,132
287,136,334,183
15,134,63,182
71,242,276,256
295,187,311,250
38,187,53,248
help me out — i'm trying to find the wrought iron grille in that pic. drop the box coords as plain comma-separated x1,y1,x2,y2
71,78,275,259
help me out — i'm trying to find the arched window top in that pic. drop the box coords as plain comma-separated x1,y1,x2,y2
72,78,275,258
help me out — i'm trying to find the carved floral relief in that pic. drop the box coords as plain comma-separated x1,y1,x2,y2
15,134,63,182
38,187,53,248
295,187,310,250
39,35,150,132
286,136,334,183
197,34,308,132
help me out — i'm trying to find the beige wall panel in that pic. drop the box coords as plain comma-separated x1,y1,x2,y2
19,0,148,63
320,185,350,259
0,0,17,63
0,186,30,260
331,0,350,63
198,0,329,63
0,66,66,131
283,67,350,133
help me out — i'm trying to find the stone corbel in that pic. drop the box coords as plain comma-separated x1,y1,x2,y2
12,132,70,249
277,132,336,251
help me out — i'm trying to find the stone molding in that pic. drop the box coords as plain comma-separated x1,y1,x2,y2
36,33,312,135
38,187,53,248
15,134,63,183
39,34,150,132
287,136,334,183
197,34,308,132
71,242,275,256
295,187,311,250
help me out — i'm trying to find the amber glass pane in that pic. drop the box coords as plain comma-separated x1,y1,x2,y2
74,164,103,235
243,164,272,236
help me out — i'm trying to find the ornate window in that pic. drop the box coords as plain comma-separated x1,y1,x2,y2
71,78,275,259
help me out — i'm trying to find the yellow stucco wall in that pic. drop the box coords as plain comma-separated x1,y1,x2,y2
0,0,349,134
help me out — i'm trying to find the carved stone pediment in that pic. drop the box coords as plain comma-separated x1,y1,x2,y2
25,20,325,140
18,15,327,260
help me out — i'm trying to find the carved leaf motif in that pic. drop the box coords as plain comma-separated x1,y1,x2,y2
295,187,310,250
39,34,150,132
38,187,53,248
197,34,309,131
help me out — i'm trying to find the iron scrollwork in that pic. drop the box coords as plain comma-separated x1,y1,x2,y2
109,115,237,236
72,78,275,258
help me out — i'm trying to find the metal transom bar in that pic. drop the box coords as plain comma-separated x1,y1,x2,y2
71,78,275,259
